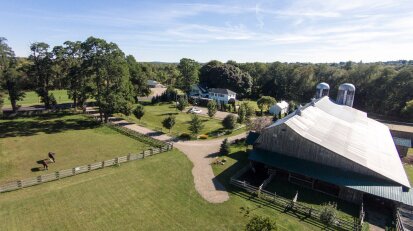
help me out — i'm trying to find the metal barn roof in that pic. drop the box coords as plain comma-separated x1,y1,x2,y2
266,96,410,188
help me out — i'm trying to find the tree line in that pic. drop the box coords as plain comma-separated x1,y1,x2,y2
1,36,412,120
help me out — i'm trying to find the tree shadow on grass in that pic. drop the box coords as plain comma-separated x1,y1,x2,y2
0,115,100,138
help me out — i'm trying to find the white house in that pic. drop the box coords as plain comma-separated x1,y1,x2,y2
208,88,236,104
189,84,237,104
269,100,289,115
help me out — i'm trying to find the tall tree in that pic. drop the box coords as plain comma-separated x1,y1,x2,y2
200,61,253,98
0,38,25,112
81,37,133,122
257,96,276,115
177,58,200,93
28,42,54,108
61,41,90,108
126,55,150,102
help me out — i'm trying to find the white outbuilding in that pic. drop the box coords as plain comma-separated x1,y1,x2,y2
269,100,289,116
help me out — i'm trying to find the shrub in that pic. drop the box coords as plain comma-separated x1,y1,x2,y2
177,97,188,111
222,114,237,130
199,134,208,139
245,215,277,231
320,202,337,226
133,104,145,120
179,133,191,140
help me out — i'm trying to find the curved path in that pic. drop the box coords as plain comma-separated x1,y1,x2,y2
102,114,246,203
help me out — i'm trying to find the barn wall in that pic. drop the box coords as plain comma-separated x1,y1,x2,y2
256,124,392,182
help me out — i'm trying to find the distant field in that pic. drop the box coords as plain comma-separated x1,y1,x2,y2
0,114,149,183
0,149,319,231
2,90,72,108
119,103,224,137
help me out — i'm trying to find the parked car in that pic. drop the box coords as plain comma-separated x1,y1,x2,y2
188,107,202,114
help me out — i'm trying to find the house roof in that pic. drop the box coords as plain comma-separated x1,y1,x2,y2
209,88,236,95
265,96,410,188
249,149,413,206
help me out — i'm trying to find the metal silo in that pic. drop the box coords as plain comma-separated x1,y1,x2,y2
316,82,330,99
336,83,355,107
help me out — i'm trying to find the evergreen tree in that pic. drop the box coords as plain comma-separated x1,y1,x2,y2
177,96,188,111
133,104,145,120
162,115,176,133
220,138,230,155
207,100,217,118
188,114,204,136
237,103,247,123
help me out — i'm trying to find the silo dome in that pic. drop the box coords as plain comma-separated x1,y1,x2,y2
336,83,356,107
315,82,330,99
338,83,355,91
316,82,330,90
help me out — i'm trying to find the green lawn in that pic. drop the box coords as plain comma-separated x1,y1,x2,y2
212,144,358,222
0,149,320,231
0,114,149,183
118,103,224,137
3,90,72,108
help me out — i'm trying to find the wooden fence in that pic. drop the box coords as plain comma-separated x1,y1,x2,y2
230,178,363,231
0,144,173,193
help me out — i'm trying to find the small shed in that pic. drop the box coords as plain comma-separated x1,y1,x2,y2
269,101,289,115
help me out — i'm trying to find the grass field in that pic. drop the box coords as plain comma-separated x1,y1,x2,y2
0,114,149,183
0,149,322,231
212,144,358,221
2,90,72,108
118,103,225,137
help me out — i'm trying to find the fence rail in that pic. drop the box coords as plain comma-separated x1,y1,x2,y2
230,178,363,231
0,144,173,193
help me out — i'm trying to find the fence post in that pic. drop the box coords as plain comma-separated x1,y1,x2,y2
17,180,22,188
142,150,145,159
102,161,105,168
127,153,131,161
55,171,60,179
150,148,153,156
37,175,42,183
88,164,91,171
115,157,119,165
72,168,76,175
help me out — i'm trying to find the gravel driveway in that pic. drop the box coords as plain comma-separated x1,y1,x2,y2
94,113,246,203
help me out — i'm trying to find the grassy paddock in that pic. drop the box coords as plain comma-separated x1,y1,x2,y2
0,114,149,183
0,149,319,231
3,90,72,108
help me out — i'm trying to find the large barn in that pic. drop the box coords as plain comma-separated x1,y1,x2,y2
248,96,413,206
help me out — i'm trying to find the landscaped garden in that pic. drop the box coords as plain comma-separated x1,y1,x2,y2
117,102,245,139
0,113,149,183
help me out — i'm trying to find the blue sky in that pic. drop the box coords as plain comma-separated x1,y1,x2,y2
2,0,413,63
